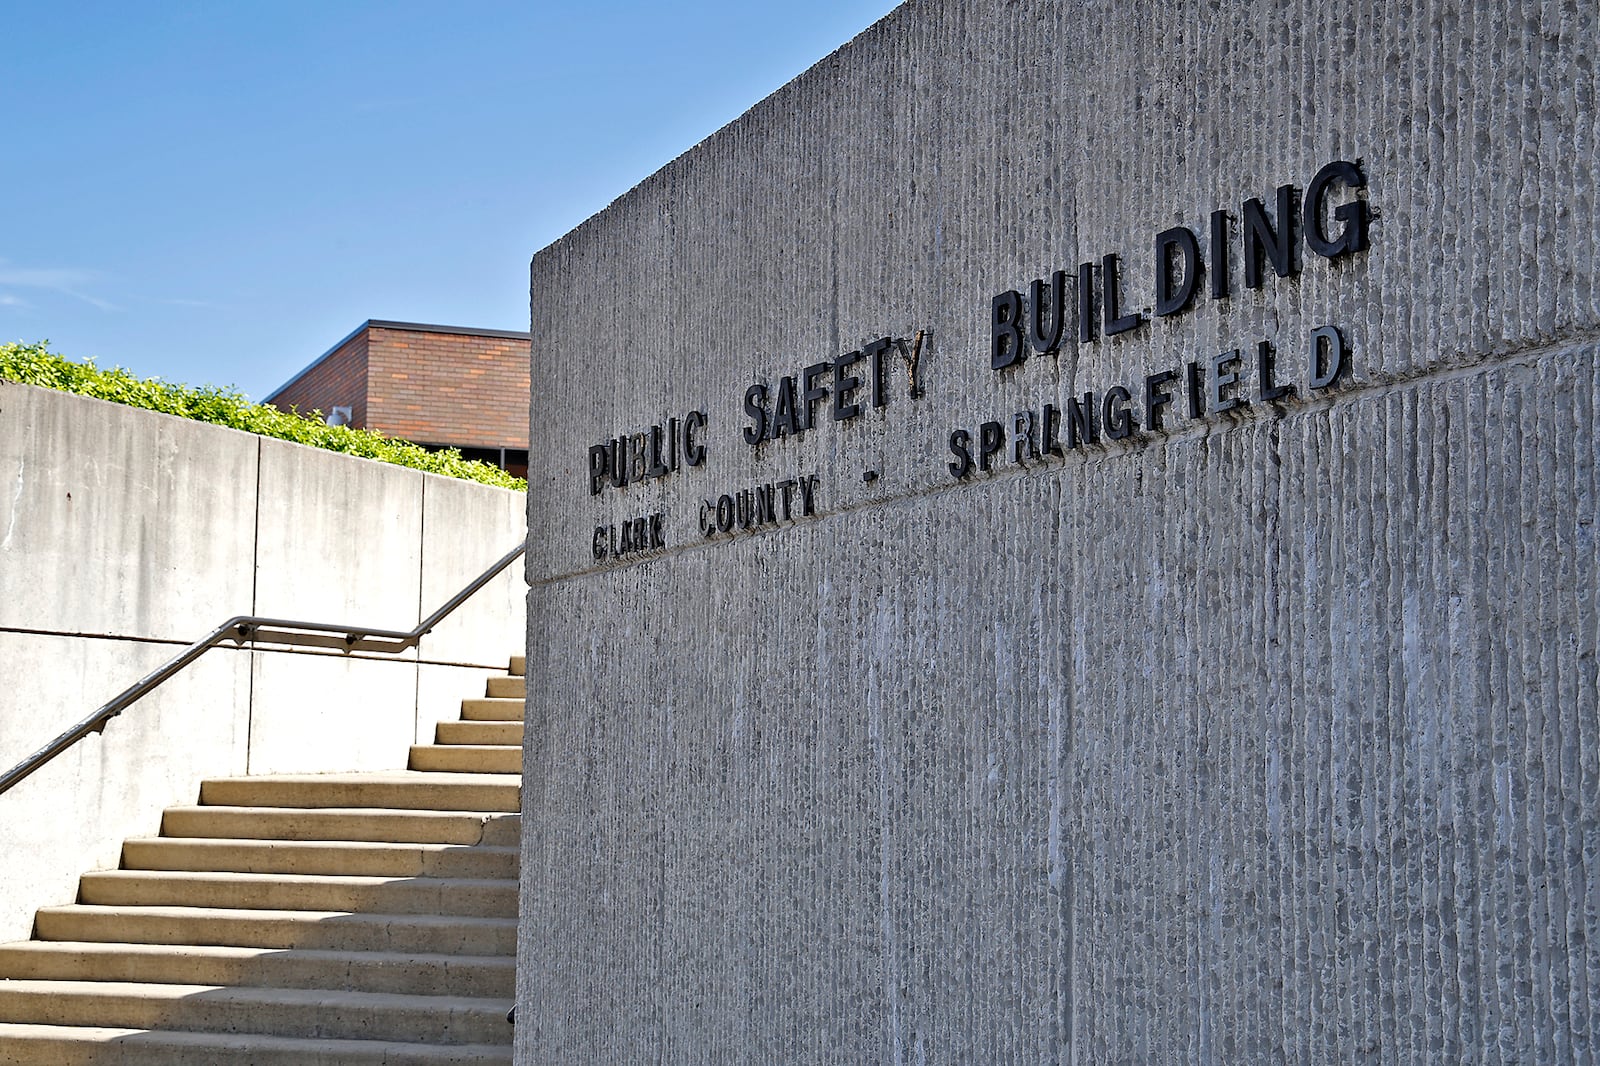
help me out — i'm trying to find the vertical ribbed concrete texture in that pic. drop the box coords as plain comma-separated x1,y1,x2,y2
522,1,1599,1061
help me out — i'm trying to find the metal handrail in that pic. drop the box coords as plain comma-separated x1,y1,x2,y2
0,540,527,799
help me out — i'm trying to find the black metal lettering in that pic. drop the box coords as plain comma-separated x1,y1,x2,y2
866,337,892,409
684,410,707,466
592,527,607,559
1210,349,1246,413
1243,184,1297,288
743,384,768,445
1257,340,1294,402
1144,370,1178,431
1186,360,1205,419
1042,404,1064,457
1309,325,1348,389
832,350,864,421
1154,226,1201,317
770,377,799,439
978,420,1004,471
1210,209,1230,300
798,475,819,516
1103,386,1136,440
716,494,734,533
1028,270,1068,355
1102,253,1142,335
992,290,1025,369
1305,160,1370,258
1067,392,1098,448
628,434,647,482
608,438,627,487
587,445,609,495
948,429,973,479
801,362,831,430
778,478,798,519
647,425,669,477
650,513,665,549
1010,411,1037,464
699,501,714,538
755,484,776,524
1077,262,1096,342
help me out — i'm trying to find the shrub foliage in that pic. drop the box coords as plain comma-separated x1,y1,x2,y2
0,342,526,491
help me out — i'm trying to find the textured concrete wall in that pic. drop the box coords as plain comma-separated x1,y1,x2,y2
521,0,1598,1061
0,382,527,940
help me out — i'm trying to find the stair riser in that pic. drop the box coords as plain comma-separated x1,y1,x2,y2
485,677,525,698
0,987,511,1045
199,780,520,814
162,809,518,846
123,840,518,880
460,699,523,722
479,819,521,847
0,947,513,998
408,746,522,774
78,875,517,919
0,1026,515,1066
436,721,524,746
508,656,525,676
34,910,516,955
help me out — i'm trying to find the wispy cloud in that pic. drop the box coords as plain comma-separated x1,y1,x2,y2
0,293,30,309
163,297,221,309
0,259,118,312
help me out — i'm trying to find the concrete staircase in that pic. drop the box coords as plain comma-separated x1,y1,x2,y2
0,656,527,1065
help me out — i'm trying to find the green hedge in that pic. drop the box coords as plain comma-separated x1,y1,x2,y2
0,342,526,491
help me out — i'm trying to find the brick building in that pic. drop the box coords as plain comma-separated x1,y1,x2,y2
267,320,531,477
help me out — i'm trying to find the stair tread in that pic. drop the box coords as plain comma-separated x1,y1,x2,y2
200,774,520,813
409,744,522,751
0,980,512,1046
83,869,517,889
0,1023,513,1064
0,979,511,1010
202,771,520,785
37,904,516,929
122,836,518,877
35,904,516,955
0,940,515,968
127,836,517,853
163,806,519,846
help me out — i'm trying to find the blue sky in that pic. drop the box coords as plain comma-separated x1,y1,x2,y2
1,1,901,400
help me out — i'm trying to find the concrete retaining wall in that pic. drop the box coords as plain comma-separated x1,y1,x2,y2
0,381,526,941
521,0,1599,1061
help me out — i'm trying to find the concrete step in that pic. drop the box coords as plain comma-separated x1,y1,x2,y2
77,870,517,919
162,806,519,846
122,837,518,879
436,720,523,747
0,942,514,998
508,656,524,676
485,676,525,698
408,745,521,774
199,773,520,813
0,981,511,1046
34,905,517,955
460,698,524,722
0,1024,514,1065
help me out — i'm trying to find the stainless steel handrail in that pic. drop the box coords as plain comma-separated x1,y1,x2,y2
0,540,527,799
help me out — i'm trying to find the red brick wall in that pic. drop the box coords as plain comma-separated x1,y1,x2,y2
366,327,530,450
266,331,369,429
